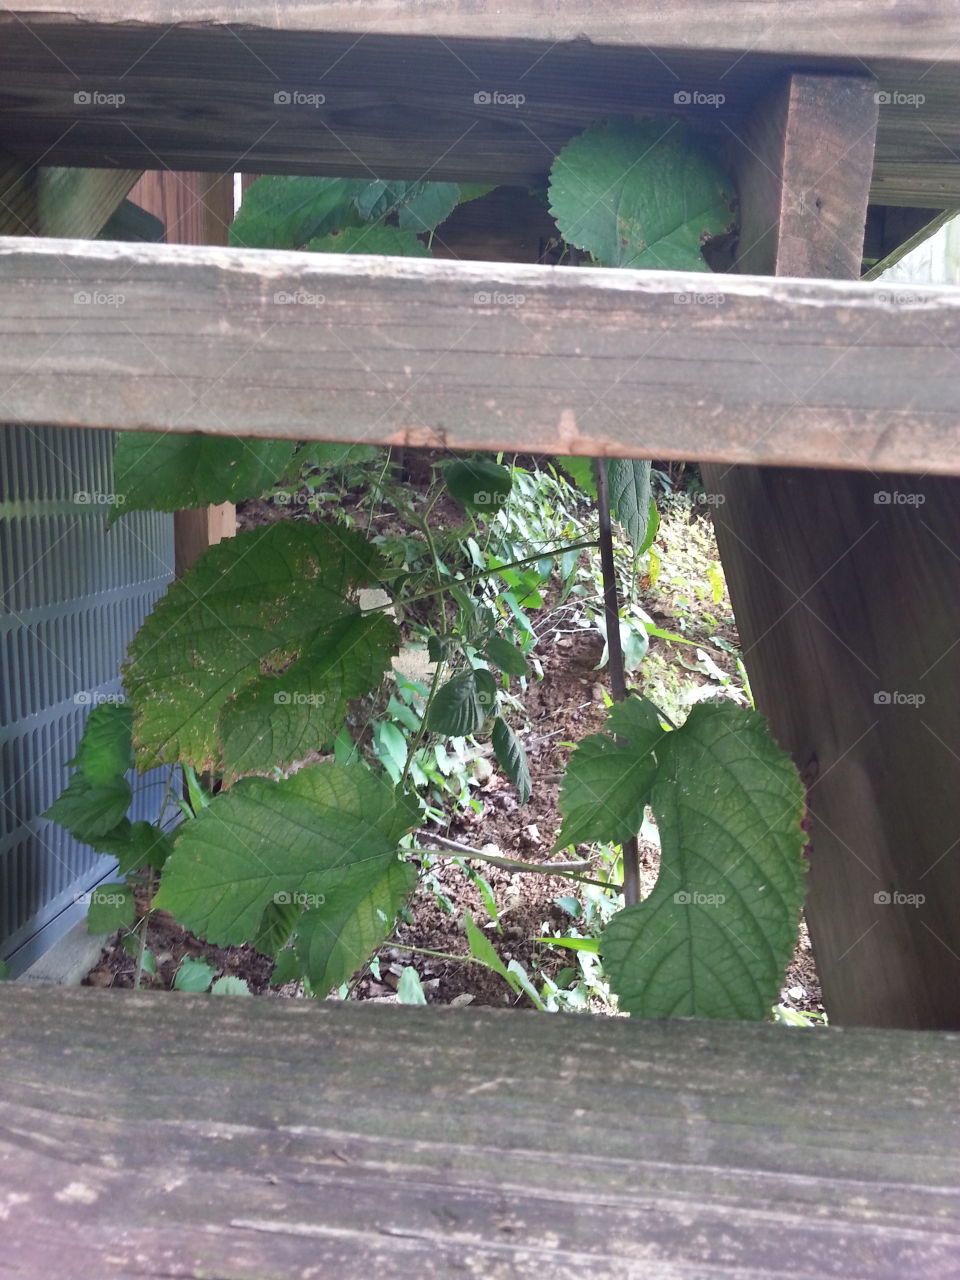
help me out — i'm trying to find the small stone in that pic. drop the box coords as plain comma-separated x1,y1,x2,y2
473,757,493,783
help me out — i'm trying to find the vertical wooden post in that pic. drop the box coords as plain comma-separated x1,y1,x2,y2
127,172,237,575
704,75,960,1028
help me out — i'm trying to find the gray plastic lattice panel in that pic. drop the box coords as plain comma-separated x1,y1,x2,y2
0,425,174,975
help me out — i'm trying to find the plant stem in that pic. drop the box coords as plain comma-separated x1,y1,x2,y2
384,941,473,965
594,458,641,907
133,909,151,990
423,832,589,871
398,657,445,792
415,846,613,890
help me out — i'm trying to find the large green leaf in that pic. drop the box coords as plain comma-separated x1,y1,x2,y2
306,225,430,256
155,762,418,946
111,432,296,520
602,701,807,1020
296,857,417,994
555,696,666,849
492,717,531,804
230,176,367,249
218,611,400,777
123,522,399,777
549,119,737,270
607,458,652,552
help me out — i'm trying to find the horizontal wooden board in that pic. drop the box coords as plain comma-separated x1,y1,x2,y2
2,237,959,474
0,4,958,206
2,985,960,1277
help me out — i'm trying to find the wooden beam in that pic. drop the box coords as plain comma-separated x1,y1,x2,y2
2,986,959,1276
702,74,960,1030
0,149,140,237
863,208,957,280
1,5,959,206
1,238,959,474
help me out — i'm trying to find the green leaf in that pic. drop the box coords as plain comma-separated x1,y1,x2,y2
111,433,296,520
173,957,216,993
211,976,252,996
427,670,485,737
45,774,131,841
218,611,401,779
536,936,601,954
0,959,9,980
555,696,666,849
373,720,408,783
471,667,499,713
252,898,303,958
230,176,367,249
93,820,173,874
549,119,737,270
66,702,133,785
456,183,496,206
639,498,660,556
86,882,135,935
155,762,418,946
492,717,532,805
124,522,400,777
607,459,652,552
443,460,512,514
483,636,530,677
306,225,431,256
602,701,807,1020
506,959,546,1010
464,910,513,984
396,966,428,1005
298,442,378,468
353,180,460,232
296,857,417,995
271,948,304,986
556,457,598,499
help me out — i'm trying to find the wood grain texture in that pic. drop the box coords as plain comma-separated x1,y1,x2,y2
1,237,959,474
0,149,140,237
1,985,959,1278
0,5,958,206
702,74,960,1030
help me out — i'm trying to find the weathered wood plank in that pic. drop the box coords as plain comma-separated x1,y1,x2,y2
0,4,958,206
0,149,140,238
702,74,960,1030
1,986,959,1278
1,237,959,474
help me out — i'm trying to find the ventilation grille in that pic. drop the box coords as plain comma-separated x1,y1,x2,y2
0,425,174,974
